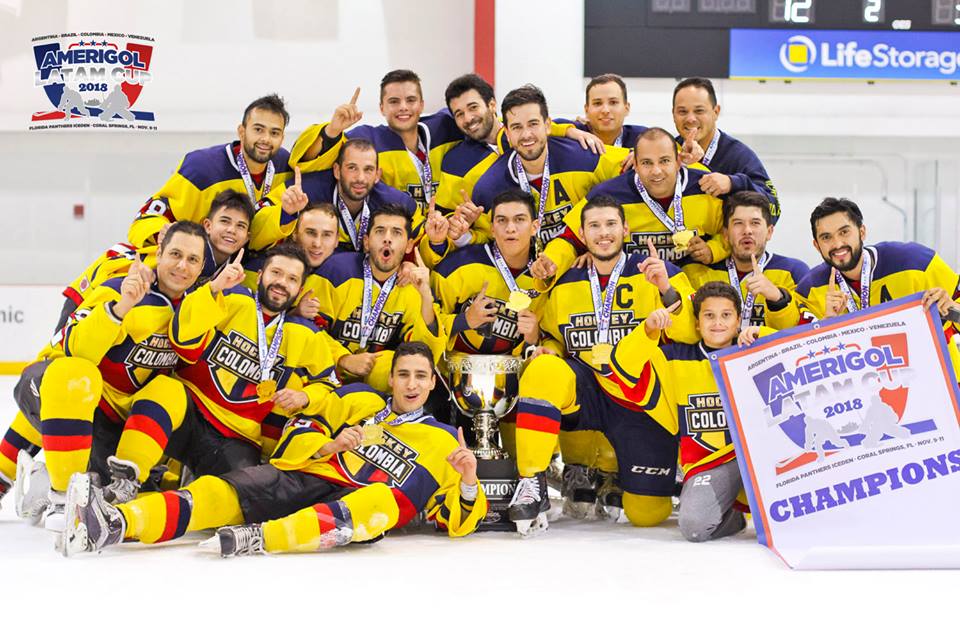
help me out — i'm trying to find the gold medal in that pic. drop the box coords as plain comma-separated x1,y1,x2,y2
506,290,532,313
256,378,277,403
361,421,385,447
671,229,695,251
591,342,613,366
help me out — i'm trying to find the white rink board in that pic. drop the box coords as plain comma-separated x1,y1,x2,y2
0,286,63,363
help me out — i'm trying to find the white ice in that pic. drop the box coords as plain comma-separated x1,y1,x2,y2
1,376,954,637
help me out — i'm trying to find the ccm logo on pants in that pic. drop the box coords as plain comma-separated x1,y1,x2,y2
630,466,672,476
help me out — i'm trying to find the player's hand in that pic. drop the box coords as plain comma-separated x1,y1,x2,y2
516,308,540,345
679,127,704,166
640,238,671,293
446,427,478,485
685,235,713,264
115,254,154,318
465,282,498,329
922,287,960,317
531,254,557,280
738,326,762,347
644,300,681,333
699,172,733,197
330,424,364,454
424,197,449,244
394,261,416,288
326,87,363,138
565,127,604,155
824,267,848,318
406,248,432,298
271,388,309,413
744,253,782,301
281,167,309,214
293,288,321,319
619,152,636,174
455,190,485,226
573,253,594,270
209,248,245,295
338,352,382,377
447,213,470,243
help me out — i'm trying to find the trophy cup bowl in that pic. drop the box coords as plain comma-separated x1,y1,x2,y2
444,353,523,460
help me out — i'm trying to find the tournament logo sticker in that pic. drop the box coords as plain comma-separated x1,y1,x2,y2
779,34,817,73
30,32,156,130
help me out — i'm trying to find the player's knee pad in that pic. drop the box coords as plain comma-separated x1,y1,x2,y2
518,354,575,404
39,358,102,421
558,430,600,466
342,482,400,541
132,375,188,425
678,497,724,543
622,492,671,528
182,475,242,530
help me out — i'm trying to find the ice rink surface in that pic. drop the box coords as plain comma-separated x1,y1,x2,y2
1,376,956,638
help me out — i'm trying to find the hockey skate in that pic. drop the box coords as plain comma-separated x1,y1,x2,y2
560,463,597,520
61,472,126,557
43,490,67,533
0,470,10,512
507,473,550,537
594,470,623,521
14,450,51,525
101,456,141,504
200,524,265,558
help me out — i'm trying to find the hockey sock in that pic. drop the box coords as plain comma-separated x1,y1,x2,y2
115,375,187,482
40,358,101,492
118,476,241,544
0,412,42,481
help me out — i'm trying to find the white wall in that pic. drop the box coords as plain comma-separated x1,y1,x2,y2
0,0,957,286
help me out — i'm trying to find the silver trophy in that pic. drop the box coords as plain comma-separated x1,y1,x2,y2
445,353,523,460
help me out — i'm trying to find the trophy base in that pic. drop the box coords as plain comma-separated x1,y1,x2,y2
472,446,508,460
476,457,519,532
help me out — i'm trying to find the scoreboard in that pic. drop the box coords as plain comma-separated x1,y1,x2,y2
585,0,960,78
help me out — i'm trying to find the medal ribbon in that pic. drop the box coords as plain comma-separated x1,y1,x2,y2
588,252,627,345
726,251,769,330
373,400,425,426
360,258,397,348
486,243,537,297
702,128,721,166
254,295,285,383
407,132,434,204
333,185,369,250
513,148,551,230
233,144,275,207
635,167,686,234
835,248,873,314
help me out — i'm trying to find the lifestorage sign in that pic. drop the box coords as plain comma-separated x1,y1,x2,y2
710,294,960,569
730,29,960,80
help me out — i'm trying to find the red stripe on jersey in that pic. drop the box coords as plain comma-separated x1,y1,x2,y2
369,469,389,483
682,450,737,479
125,414,169,448
98,358,137,395
98,399,121,423
516,413,560,435
42,434,93,452
63,287,84,306
190,394,257,445
607,361,654,405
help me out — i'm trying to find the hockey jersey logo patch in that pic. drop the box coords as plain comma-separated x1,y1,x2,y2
562,310,639,353
208,330,285,396
343,431,420,486
681,393,730,453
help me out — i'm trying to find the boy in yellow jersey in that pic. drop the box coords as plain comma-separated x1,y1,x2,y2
470,85,629,248
507,196,697,536
6,222,207,530
794,197,960,373
62,342,486,557
672,77,779,221
99,244,344,515
533,127,728,287
128,95,292,248
685,191,809,330
58,190,254,332
608,281,765,542
309,203,446,392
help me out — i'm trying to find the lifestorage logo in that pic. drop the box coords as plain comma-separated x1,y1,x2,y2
30,32,157,130
731,29,960,80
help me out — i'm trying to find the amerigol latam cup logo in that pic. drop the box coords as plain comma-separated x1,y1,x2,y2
750,331,934,477
30,32,156,130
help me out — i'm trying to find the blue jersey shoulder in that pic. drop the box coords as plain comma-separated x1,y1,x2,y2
316,251,363,288
441,138,492,178
873,241,936,278
662,341,709,362
434,243,492,278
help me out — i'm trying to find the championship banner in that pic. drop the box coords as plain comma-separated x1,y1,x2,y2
711,294,960,570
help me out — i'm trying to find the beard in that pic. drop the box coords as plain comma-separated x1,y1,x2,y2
243,139,274,164
258,281,295,313
825,242,863,273
464,111,497,142
588,239,624,263
514,139,546,162
339,178,372,202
